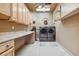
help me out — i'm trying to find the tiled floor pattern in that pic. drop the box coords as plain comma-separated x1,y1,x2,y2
16,41,70,56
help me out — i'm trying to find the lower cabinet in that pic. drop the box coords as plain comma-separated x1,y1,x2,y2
14,33,35,53
14,37,25,52
24,32,35,44
0,40,14,56
0,32,35,56
0,48,14,56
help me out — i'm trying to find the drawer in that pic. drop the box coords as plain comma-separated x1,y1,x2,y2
0,40,14,54
0,48,14,56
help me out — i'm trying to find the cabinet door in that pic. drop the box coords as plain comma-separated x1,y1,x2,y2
29,12,32,26
6,50,14,56
27,11,32,26
27,12,29,25
0,3,11,19
0,40,14,54
0,48,14,56
11,3,18,22
25,9,27,25
17,3,23,24
14,37,24,51
23,4,26,25
53,4,61,21
61,3,79,18
25,8,28,25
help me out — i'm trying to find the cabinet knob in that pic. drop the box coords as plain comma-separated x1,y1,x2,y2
6,44,9,48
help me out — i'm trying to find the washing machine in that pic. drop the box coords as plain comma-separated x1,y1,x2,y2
39,26,56,41
48,27,56,41
39,27,48,41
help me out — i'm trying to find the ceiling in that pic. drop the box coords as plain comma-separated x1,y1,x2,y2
25,3,57,12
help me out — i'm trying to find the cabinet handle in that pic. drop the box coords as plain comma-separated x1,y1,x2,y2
6,44,9,48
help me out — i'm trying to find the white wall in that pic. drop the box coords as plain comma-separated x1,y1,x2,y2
56,13,79,55
31,12,54,39
31,12,54,29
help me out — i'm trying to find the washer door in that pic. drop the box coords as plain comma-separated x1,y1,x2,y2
39,28,48,37
40,28,47,34
39,27,48,41
48,27,56,41
49,28,54,33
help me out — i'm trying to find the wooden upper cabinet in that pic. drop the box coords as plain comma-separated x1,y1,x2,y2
61,3,79,19
27,12,29,25
17,3,23,24
0,3,11,19
25,7,29,25
25,8,28,25
10,3,18,22
23,4,26,25
53,3,79,21
28,12,32,26
27,11,32,26
53,4,61,21
0,3,32,25
27,11,31,26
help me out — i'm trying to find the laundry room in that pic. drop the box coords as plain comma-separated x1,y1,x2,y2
31,11,56,41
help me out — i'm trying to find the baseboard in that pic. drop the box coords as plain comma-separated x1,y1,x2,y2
56,42,74,56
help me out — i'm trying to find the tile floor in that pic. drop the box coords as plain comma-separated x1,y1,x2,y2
16,41,70,56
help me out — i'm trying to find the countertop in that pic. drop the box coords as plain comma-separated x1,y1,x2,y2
0,31,34,43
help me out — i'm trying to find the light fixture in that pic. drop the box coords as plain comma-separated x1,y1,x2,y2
36,8,50,11
35,3,51,11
